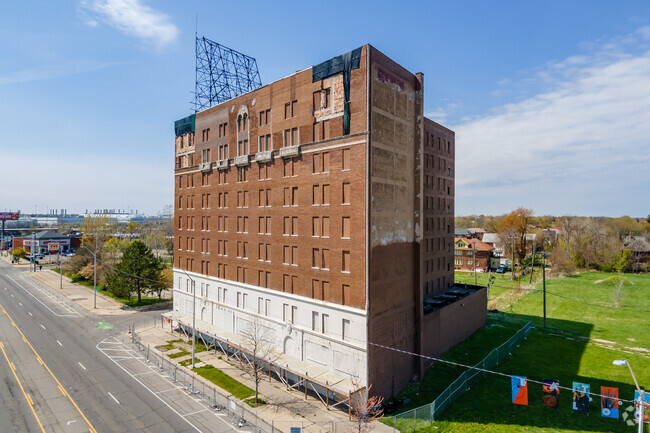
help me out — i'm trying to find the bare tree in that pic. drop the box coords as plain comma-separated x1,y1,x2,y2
239,319,280,404
348,384,384,433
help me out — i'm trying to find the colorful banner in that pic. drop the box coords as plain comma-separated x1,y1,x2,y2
601,386,619,419
572,382,590,414
634,391,650,424
511,376,528,406
542,380,560,409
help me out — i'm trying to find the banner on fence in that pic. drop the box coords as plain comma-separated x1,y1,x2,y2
511,376,528,406
572,382,590,414
634,391,650,424
601,386,619,419
542,380,560,409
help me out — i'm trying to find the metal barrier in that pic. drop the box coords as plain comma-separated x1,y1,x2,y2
128,331,273,433
386,321,533,432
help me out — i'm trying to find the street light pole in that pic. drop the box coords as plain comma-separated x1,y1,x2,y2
59,245,62,289
178,268,197,370
613,360,645,433
79,246,97,309
32,232,36,272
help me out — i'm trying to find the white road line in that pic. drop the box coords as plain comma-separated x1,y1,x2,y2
18,302,22,306
6,275,80,317
183,408,209,417
133,371,156,377
40,324,46,330
96,338,208,433
108,392,120,405
28,312,33,317
155,387,184,394
11,294,13,298
78,362,86,370
57,340,63,347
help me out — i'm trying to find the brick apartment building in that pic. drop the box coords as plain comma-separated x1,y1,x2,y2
170,45,487,399
454,237,495,272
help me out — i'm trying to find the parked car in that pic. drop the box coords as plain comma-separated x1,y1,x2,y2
495,266,509,274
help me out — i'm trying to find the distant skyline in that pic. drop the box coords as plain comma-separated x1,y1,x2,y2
1,1,649,217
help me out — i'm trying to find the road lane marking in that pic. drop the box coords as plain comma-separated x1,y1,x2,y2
6,275,80,317
108,392,120,405
18,302,22,306
0,303,98,433
0,341,46,433
40,324,46,330
78,362,86,370
28,312,33,317
57,340,63,346
10,294,13,297
97,337,204,433
183,408,209,417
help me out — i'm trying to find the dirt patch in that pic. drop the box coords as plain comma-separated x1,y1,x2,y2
592,338,617,345
629,347,650,353
488,285,535,310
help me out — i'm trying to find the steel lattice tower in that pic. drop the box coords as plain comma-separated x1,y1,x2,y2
193,36,263,112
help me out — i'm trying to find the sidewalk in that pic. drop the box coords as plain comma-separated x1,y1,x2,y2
1,255,134,316
136,325,395,433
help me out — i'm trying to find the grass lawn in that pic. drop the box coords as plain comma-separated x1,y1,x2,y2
396,271,650,432
502,271,650,348
193,365,253,400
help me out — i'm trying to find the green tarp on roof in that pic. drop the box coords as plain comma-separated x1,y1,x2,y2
174,114,195,137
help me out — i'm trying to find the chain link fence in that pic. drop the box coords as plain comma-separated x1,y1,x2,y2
385,321,533,432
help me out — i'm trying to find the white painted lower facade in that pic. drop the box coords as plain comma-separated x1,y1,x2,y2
173,269,368,386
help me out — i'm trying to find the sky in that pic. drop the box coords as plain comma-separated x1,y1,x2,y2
1,0,649,218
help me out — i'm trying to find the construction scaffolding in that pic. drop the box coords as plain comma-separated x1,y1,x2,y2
194,36,263,112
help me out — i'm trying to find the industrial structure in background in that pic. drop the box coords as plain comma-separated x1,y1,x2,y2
169,43,487,402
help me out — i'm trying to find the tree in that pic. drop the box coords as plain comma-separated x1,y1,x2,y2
497,207,534,263
614,249,634,273
239,319,280,404
12,247,26,262
348,385,384,433
106,240,162,303
150,267,172,300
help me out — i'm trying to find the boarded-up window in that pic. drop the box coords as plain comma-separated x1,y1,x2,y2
312,248,319,268
284,187,291,206
322,184,330,205
312,216,320,237
283,246,290,264
284,217,290,235
342,148,350,170
342,217,351,238
312,184,320,205
323,152,330,172
342,250,350,272
323,120,330,140
322,249,329,270
313,154,321,174
322,217,330,238
342,182,351,204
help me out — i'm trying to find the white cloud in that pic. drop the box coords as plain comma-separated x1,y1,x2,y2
81,0,178,49
0,60,122,85
454,29,650,217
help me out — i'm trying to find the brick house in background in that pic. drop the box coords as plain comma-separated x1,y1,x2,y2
169,45,487,399
454,237,495,272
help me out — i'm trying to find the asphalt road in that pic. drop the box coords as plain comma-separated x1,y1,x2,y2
0,261,239,433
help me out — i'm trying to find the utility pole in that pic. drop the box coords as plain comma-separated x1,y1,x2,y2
543,249,547,328
192,280,196,369
473,246,477,285
529,239,536,284
59,245,62,289
32,232,36,272
79,246,97,308
511,239,515,281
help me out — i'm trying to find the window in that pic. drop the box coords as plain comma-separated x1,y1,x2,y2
312,184,321,206
259,109,271,126
342,284,350,305
342,319,350,341
342,251,350,273
237,139,249,156
342,148,350,170
283,216,298,236
342,182,351,204
258,243,271,262
283,128,298,147
284,187,298,206
312,217,320,237
312,248,319,268
322,217,330,238
342,217,351,239
202,128,210,142
218,122,228,137
237,166,249,182
322,314,329,334
284,100,297,119
258,134,272,152
283,246,298,266
322,184,330,205
312,152,330,174
283,159,295,177
313,154,321,174
237,113,248,132
312,311,319,331
283,303,289,321
218,143,228,160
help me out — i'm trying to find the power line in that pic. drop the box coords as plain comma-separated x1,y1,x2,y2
368,341,636,403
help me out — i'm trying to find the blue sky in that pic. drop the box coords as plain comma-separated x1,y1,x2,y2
1,0,649,217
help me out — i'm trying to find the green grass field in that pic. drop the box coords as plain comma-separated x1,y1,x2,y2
389,271,650,433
